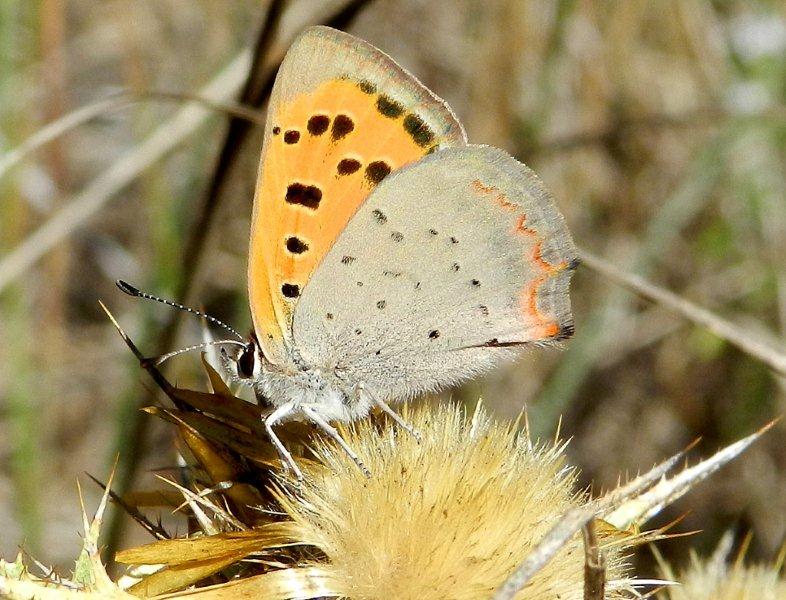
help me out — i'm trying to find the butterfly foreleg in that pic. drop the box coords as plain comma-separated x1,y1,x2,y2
360,384,422,443
301,404,371,478
264,401,304,480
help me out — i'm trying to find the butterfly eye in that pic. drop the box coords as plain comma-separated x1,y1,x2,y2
237,343,256,379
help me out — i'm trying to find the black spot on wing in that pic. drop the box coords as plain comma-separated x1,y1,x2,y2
284,130,300,144
285,236,308,254
281,283,300,298
307,115,330,136
372,209,388,224
337,158,361,176
331,114,354,141
403,113,435,147
286,183,322,209
358,80,376,94
376,95,405,118
365,161,391,185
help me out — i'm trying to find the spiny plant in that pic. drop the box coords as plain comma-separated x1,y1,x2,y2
0,307,772,599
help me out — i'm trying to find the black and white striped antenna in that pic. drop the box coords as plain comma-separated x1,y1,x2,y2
115,279,245,341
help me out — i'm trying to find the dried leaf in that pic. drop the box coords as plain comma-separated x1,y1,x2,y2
116,525,298,566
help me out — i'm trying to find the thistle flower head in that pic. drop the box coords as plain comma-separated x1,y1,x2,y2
661,535,786,600
270,402,631,599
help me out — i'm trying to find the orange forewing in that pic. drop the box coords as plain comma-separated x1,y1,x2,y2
249,78,450,361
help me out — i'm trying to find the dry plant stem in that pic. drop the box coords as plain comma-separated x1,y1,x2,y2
492,507,596,600
0,95,132,180
0,52,251,295
136,90,266,127
578,247,786,377
85,473,170,541
582,521,605,600
0,91,264,183
98,301,179,403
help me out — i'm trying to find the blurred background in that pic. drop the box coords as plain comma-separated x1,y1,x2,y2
1,0,785,581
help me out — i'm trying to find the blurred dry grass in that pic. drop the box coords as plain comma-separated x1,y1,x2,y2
1,0,785,583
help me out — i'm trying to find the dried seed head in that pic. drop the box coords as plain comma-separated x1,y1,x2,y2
661,534,786,600
270,403,633,599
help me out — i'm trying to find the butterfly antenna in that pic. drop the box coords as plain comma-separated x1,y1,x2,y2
116,280,245,341
154,340,247,366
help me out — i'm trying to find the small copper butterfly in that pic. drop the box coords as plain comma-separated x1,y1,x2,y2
233,26,578,478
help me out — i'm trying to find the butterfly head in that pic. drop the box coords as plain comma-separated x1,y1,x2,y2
231,331,266,382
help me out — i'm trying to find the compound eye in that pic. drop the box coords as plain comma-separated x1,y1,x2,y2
237,344,256,378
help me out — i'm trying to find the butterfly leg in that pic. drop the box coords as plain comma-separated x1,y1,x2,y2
264,401,303,480
361,385,422,442
301,405,371,478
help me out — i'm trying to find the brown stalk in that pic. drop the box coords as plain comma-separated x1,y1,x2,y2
578,247,786,377
582,521,606,600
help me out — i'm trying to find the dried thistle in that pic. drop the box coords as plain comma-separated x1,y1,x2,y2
112,398,635,599
0,476,131,599
658,533,786,600
0,313,773,598
264,402,632,599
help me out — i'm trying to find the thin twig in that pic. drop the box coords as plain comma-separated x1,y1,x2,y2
0,52,251,295
136,90,266,127
0,90,265,184
582,521,605,600
85,473,170,541
578,247,786,376
0,94,133,180
98,300,177,400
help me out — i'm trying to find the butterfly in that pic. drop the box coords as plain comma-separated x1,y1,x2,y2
232,26,578,478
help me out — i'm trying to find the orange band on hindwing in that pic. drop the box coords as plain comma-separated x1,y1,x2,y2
470,179,568,340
